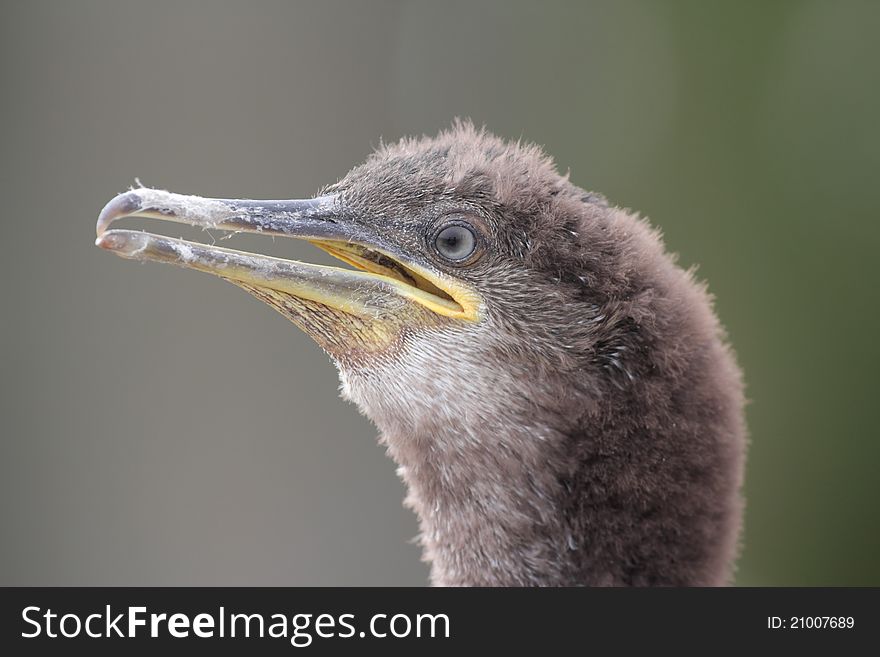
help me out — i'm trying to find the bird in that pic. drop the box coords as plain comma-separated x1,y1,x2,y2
95,121,746,587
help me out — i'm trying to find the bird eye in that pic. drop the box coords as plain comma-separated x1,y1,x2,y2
433,223,477,262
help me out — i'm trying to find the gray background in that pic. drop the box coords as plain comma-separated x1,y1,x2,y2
2,0,878,585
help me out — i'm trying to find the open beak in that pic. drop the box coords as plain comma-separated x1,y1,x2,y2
95,188,480,324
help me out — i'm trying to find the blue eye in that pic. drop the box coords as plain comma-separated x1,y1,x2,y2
434,224,476,261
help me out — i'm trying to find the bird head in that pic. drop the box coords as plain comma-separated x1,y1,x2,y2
97,123,634,436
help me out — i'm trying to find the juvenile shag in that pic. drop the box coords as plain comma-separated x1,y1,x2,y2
96,123,746,586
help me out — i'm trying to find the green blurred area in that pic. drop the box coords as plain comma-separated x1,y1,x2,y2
1,0,877,585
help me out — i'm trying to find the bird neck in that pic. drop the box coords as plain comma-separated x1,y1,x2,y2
387,417,576,586
340,342,583,586
338,306,742,587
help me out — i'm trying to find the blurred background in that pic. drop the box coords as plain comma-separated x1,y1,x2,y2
1,0,877,586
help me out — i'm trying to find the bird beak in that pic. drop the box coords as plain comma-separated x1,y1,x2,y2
95,188,480,329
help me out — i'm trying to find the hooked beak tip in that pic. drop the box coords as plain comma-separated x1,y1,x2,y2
96,191,143,237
